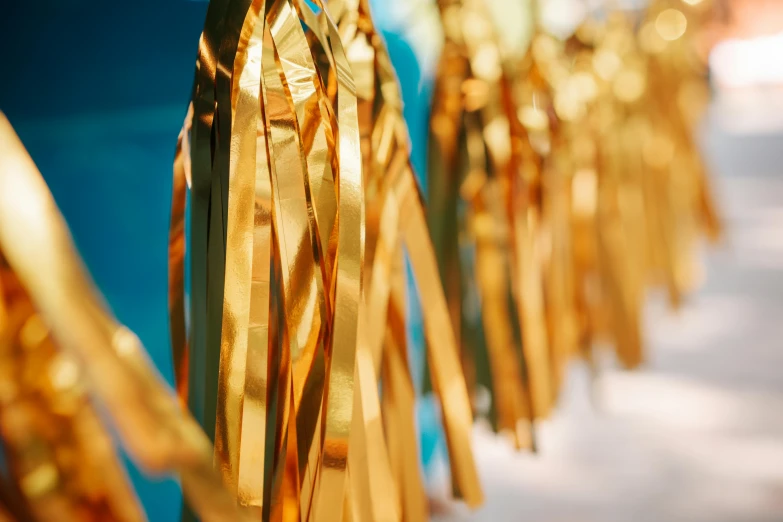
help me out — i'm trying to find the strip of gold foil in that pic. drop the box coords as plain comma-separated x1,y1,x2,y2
174,1,364,520
330,0,483,510
1,113,252,522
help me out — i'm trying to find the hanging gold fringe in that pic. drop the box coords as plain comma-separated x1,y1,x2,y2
429,0,553,447
169,1,365,520
330,0,482,517
0,113,248,522
637,0,723,300
543,0,723,372
427,0,722,437
155,0,724,516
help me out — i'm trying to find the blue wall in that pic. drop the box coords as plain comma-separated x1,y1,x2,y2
1,3,208,520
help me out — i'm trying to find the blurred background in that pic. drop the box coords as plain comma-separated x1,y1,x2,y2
431,1,783,521
2,0,783,521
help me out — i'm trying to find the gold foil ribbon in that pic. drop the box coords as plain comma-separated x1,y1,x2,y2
429,0,553,446
0,113,250,522
170,1,364,520
330,0,483,513
427,0,722,439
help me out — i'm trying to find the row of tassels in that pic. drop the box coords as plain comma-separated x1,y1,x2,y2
0,0,720,520
427,0,722,454
168,0,721,519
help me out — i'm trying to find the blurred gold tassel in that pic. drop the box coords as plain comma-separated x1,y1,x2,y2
429,0,553,447
329,0,482,517
428,0,722,437
568,13,652,370
551,0,723,371
637,0,723,302
0,113,250,522
509,32,579,407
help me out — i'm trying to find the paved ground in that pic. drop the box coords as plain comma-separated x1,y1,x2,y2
434,95,783,522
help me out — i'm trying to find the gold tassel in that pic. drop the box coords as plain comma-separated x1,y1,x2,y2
549,1,723,370
637,0,723,304
169,0,483,517
428,0,723,433
329,0,482,514
429,0,553,446
0,113,249,521
169,1,364,520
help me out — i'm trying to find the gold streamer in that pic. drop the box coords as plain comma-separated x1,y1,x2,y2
428,0,722,438
170,1,365,520
329,0,483,512
0,113,250,522
429,0,552,446
544,0,723,371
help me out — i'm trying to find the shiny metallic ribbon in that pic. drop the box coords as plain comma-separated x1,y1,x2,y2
169,1,364,520
0,113,248,522
427,0,722,442
543,1,722,370
329,0,483,517
428,0,552,448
